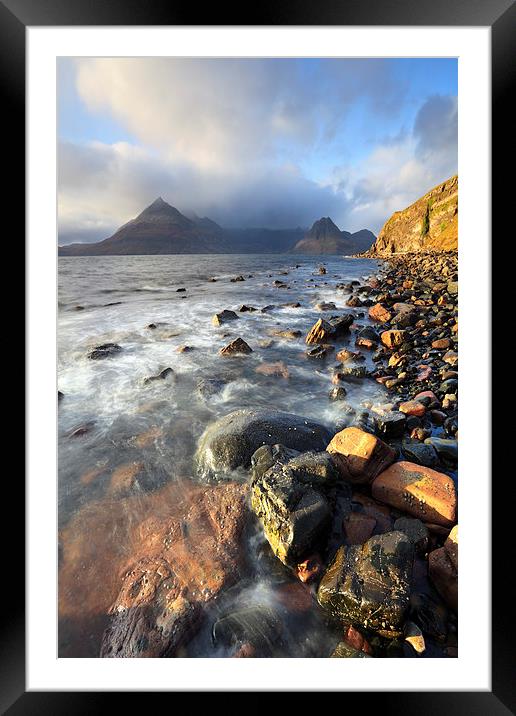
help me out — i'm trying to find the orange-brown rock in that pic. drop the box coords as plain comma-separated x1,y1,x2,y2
335,348,361,363
343,625,373,655
326,427,396,484
381,330,407,349
399,400,426,417
59,480,249,657
255,361,289,379
306,318,333,345
416,365,432,381
432,338,451,350
107,462,145,496
369,303,392,323
295,555,323,584
351,493,394,533
429,525,458,610
219,337,253,356
372,461,456,527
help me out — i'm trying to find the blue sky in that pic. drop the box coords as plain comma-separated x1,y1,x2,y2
58,57,457,244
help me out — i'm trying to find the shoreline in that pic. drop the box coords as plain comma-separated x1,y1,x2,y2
58,252,458,659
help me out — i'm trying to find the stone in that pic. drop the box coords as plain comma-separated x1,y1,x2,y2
402,442,439,468
393,517,429,554
369,303,392,323
329,314,354,335
295,555,324,583
219,337,253,356
196,377,227,401
399,400,426,417
355,326,380,350
318,532,414,637
88,343,122,360
250,443,301,482
343,625,373,655
326,427,396,484
255,361,289,379
239,305,258,312
429,526,458,610
335,348,361,363
416,365,433,382
351,493,393,533
176,344,194,353
315,301,337,311
337,365,368,380
59,481,249,658
269,328,302,340
432,338,451,350
212,309,239,326
331,642,372,658
374,411,406,439
372,461,456,527
305,345,334,360
196,408,332,479
251,462,332,566
329,386,347,401
424,437,458,465
143,367,174,385
306,318,334,345
404,621,426,655
343,512,377,545
381,330,407,349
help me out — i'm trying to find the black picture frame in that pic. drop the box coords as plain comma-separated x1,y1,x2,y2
5,0,513,710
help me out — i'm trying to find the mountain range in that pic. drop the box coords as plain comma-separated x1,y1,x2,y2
58,198,376,256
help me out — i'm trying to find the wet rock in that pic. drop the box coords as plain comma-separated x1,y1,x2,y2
318,265,327,275
329,386,347,401
439,378,458,394
343,624,373,655
402,442,439,468
351,493,394,534
381,330,407,349
219,337,253,356
394,517,429,554
231,275,245,282
443,350,458,366
355,326,380,350
305,345,334,360
424,437,458,465
374,411,406,439
409,592,448,641
212,309,239,326
176,287,187,292
329,314,354,335
239,305,258,312
369,303,392,323
88,343,122,360
196,409,332,479
306,318,333,345
404,621,426,655
250,443,300,482
261,304,275,313
318,531,414,637
269,328,302,340
58,390,64,401
326,426,396,484
251,462,332,566
255,361,289,379
335,348,361,363
143,367,174,385
399,400,426,417
196,377,227,401
432,338,451,350
315,301,336,311
428,525,458,610
176,344,194,353
372,461,457,527
295,555,323,583
337,365,368,380
331,642,372,658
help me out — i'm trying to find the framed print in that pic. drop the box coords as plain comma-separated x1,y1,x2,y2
5,0,513,709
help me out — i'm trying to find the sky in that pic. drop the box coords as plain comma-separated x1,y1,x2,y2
58,57,457,244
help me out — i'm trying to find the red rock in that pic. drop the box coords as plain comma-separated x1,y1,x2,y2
381,330,406,349
108,462,145,496
369,303,392,323
327,427,396,484
429,526,458,610
343,512,377,545
416,365,432,381
275,581,314,613
432,338,451,350
335,348,361,362
255,361,289,379
343,625,373,655
351,493,393,533
372,462,456,527
355,336,377,350
399,400,426,417
295,555,323,583
414,390,439,404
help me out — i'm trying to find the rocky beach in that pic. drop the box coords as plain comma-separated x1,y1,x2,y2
58,248,458,660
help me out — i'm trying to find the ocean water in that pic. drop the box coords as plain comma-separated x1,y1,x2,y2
58,253,384,657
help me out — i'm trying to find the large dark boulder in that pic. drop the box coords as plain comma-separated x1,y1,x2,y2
317,531,414,637
196,409,332,480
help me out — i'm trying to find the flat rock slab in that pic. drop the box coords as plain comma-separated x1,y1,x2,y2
196,409,332,480
372,461,456,527
318,531,414,637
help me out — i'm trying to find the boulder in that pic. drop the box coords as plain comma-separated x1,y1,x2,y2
212,309,239,326
318,531,414,637
374,411,406,439
306,318,333,345
196,409,332,479
372,461,456,527
381,330,407,349
369,303,392,323
219,337,253,356
326,427,396,484
88,343,122,360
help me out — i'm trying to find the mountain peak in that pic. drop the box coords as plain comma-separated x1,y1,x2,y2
307,216,341,239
